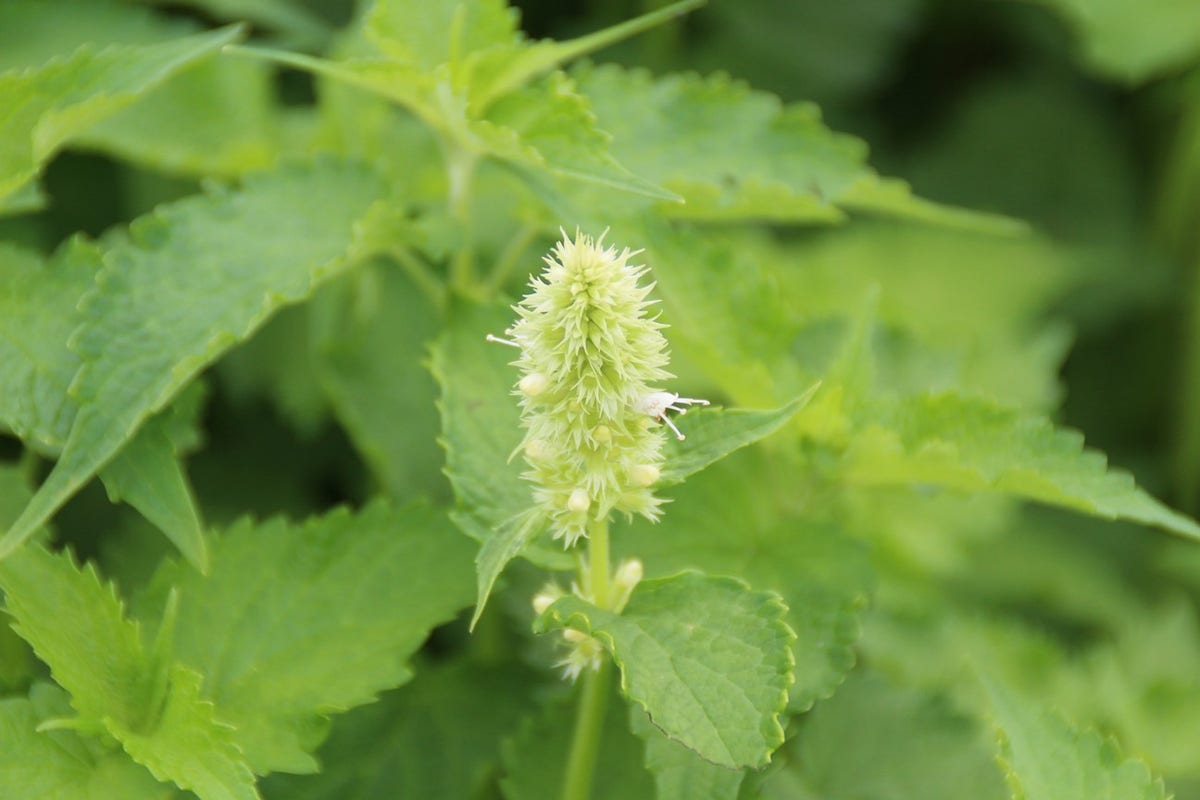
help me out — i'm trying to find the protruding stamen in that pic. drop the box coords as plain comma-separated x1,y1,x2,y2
662,415,685,441
485,333,521,348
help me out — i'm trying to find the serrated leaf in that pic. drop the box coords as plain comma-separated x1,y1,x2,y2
108,665,257,800
364,0,519,70
0,239,209,569
659,386,819,485
261,659,541,800
1029,0,1200,83
476,72,678,200
0,692,171,800
535,572,794,769
0,159,389,560
470,507,550,630
0,25,242,209
0,547,257,800
840,392,1200,539
774,673,1006,800
618,449,871,713
574,63,1020,230
140,501,475,776
983,677,1169,800
0,546,153,727
500,683,655,800
630,710,745,800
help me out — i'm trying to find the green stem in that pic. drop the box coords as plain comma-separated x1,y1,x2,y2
485,223,540,295
560,658,612,800
586,517,611,607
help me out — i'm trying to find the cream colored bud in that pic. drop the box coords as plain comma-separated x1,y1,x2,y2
524,438,551,459
519,372,549,397
563,628,589,643
593,425,612,443
631,464,660,487
566,487,591,512
615,558,643,587
532,592,556,616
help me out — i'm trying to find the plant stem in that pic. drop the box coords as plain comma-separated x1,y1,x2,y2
560,658,612,800
586,517,611,607
559,517,613,800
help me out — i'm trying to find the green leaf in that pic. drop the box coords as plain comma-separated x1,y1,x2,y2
0,546,154,727
107,665,257,800
364,0,519,71
261,659,541,800
0,25,243,208
535,572,793,769
0,239,209,569
771,673,1007,800
0,690,171,800
1029,0,1200,83
475,71,678,200
629,711,745,800
840,392,1200,539
659,386,819,485
501,686,655,800
983,677,1169,800
0,546,257,800
470,507,551,630
140,501,475,776
617,449,871,713
0,159,389,560
574,64,1021,231
310,265,448,502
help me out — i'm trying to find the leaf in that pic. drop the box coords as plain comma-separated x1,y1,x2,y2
364,0,519,71
617,449,872,713
0,159,389,560
772,673,1007,800
0,239,209,569
0,546,257,800
107,665,258,800
0,691,171,800
260,659,541,800
659,386,819,485
573,63,1021,231
475,71,678,200
310,265,448,502
0,25,243,208
470,507,551,630
1029,0,1200,83
983,677,1169,800
629,711,745,800
535,572,794,769
139,501,476,776
840,392,1200,539
500,685,655,800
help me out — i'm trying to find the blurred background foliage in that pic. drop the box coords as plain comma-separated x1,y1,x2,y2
6,0,1200,797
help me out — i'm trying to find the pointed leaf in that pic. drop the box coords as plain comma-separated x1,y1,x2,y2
0,239,208,569
141,501,475,776
574,64,1020,231
0,25,242,207
0,547,257,800
0,159,389,559
471,507,549,630
536,572,793,769
107,665,258,800
841,393,1200,539
983,677,1169,800
659,385,819,485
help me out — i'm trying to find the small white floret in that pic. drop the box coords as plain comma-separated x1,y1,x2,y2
635,391,710,440
566,487,591,512
519,372,549,397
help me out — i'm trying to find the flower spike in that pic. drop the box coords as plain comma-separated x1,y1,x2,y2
492,229,705,546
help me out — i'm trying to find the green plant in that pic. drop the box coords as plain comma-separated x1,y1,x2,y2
3,0,1200,798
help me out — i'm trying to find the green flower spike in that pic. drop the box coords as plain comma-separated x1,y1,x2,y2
490,230,707,547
